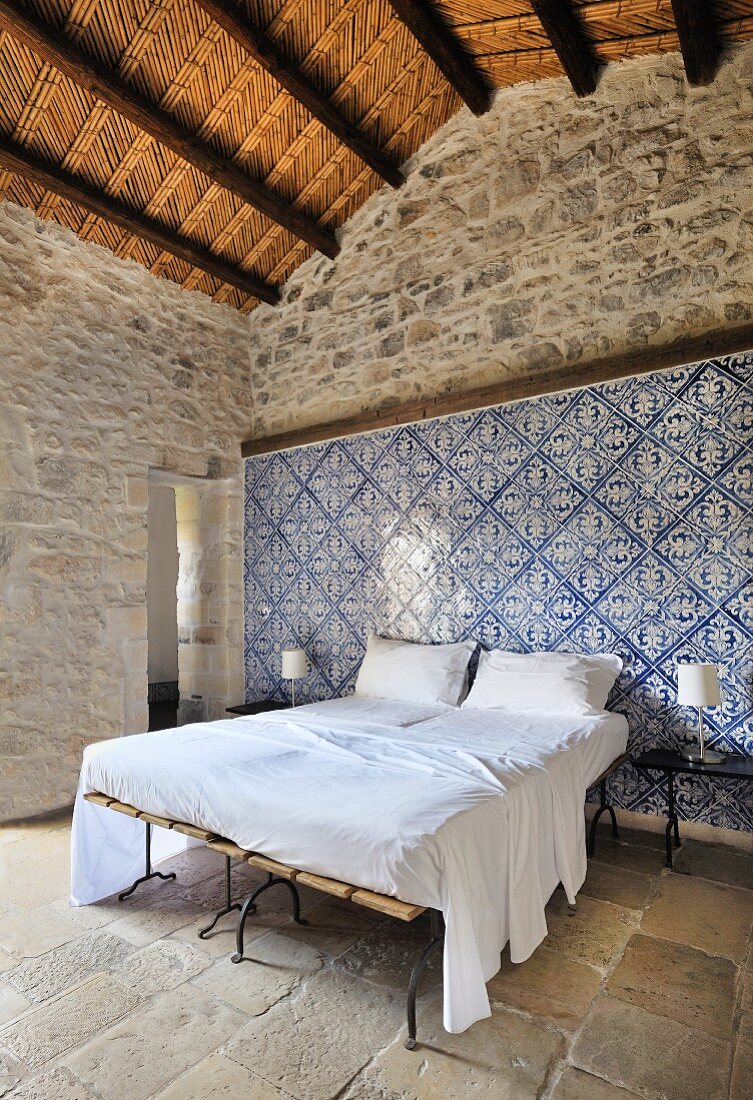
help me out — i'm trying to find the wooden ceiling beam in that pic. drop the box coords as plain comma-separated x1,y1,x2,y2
670,0,720,85
0,0,339,259
0,137,279,305
386,0,493,116
193,0,403,189
530,0,599,97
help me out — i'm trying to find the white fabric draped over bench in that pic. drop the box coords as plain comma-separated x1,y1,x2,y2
71,705,627,1033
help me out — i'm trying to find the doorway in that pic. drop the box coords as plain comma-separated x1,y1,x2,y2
147,481,179,731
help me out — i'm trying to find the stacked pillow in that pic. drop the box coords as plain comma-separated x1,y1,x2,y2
354,634,475,707
353,634,622,715
461,649,622,716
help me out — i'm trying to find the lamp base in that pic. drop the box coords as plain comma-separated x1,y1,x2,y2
679,747,725,765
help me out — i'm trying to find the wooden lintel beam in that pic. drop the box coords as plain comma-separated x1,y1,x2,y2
387,0,493,116
670,0,720,85
193,0,403,189
0,137,280,304
0,0,339,259
530,0,599,97
241,321,753,456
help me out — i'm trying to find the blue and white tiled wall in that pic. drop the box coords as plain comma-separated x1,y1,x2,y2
244,353,753,832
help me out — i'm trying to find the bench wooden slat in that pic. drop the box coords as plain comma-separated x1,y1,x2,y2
83,792,115,807
247,853,299,880
138,812,176,829
206,839,251,860
296,871,357,899
351,889,426,922
107,800,142,818
172,822,217,841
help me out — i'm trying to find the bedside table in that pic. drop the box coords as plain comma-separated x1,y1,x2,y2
226,700,291,717
632,749,753,869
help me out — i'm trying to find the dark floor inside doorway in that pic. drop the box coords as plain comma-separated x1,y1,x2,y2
148,700,178,731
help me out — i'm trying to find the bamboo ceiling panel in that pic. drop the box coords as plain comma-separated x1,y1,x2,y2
442,1,753,84
0,0,752,311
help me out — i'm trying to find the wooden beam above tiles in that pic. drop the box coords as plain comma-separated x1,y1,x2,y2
0,138,280,305
530,0,599,97
670,0,721,85
0,0,339,259
193,0,404,189
241,322,753,457
386,0,493,116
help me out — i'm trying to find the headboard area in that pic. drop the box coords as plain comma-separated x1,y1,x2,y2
244,352,753,832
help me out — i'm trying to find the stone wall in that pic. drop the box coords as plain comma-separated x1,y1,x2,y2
246,43,753,438
5,39,753,821
0,202,250,820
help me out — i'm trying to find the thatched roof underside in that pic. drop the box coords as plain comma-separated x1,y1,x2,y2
1,0,751,311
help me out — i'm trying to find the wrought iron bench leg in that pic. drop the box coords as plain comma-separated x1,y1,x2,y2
198,856,242,938
231,873,306,963
118,822,177,901
587,777,619,857
405,909,444,1051
664,768,681,869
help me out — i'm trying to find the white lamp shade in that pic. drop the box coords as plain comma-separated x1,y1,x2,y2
281,647,307,680
677,662,720,707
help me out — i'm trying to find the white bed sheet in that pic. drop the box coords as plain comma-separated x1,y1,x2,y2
581,713,629,788
414,708,628,790
71,706,627,1034
287,696,454,727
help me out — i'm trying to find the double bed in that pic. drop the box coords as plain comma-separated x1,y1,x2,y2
71,693,628,1040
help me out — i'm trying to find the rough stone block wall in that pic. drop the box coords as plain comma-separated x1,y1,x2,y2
246,44,753,439
0,202,251,819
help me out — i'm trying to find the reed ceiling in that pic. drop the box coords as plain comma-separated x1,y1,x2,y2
0,0,751,312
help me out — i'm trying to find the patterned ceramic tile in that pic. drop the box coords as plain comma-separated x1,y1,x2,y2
245,354,753,833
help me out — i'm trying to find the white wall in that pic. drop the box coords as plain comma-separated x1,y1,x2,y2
147,483,179,685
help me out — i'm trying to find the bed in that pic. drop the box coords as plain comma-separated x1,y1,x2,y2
71,695,628,1041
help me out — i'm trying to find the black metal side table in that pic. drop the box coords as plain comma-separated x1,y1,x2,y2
632,749,753,869
226,700,291,716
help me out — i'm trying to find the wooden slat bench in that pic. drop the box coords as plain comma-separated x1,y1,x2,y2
84,747,631,1049
83,789,435,1048
83,791,426,923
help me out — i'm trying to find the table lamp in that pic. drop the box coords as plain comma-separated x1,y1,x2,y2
282,647,307,707
677,662,724,764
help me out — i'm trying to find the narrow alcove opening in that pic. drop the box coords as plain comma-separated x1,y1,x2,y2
146,480,179,731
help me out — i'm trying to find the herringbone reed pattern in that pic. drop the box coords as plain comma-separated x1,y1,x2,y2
1,1,752,308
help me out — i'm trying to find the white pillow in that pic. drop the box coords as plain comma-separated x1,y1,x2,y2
354,634,475,707
462,649,623,716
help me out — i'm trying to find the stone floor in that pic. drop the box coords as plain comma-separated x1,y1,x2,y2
0,814,751,1100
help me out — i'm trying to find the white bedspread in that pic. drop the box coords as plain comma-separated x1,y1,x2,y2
71,707,627,1033
284,696,454,726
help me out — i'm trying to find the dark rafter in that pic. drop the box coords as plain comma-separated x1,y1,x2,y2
531,0,599,97
0,137,280,304
670,0,720,85
194,0,403,189
386,0,492,116
0,0,339,259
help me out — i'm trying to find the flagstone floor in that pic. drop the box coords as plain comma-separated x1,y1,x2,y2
0,812,750,1099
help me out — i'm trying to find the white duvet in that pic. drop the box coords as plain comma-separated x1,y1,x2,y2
71,705,627,1033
